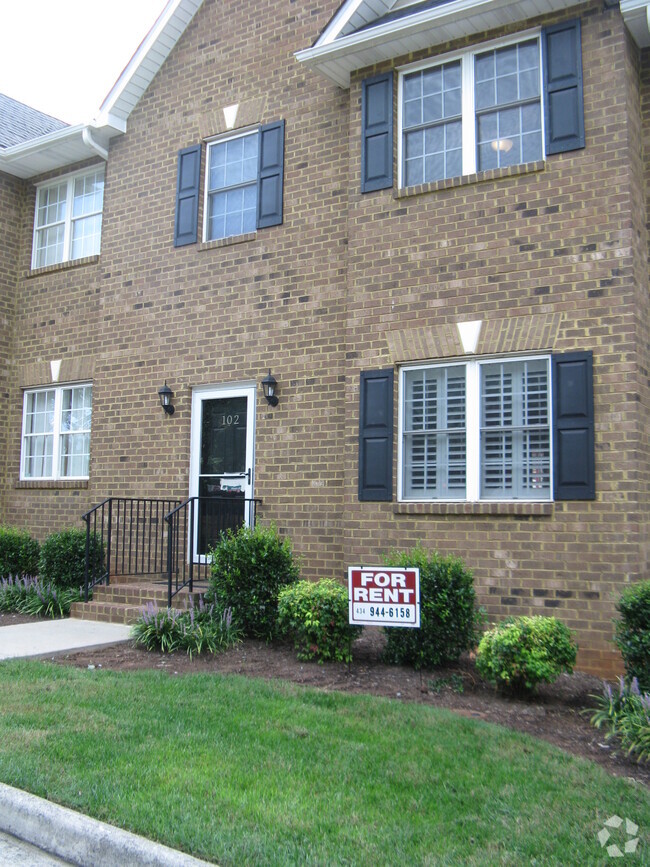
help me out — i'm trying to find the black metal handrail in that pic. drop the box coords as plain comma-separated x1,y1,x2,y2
82,497,182,602
165,495,259,607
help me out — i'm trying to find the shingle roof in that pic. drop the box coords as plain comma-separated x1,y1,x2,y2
0,93,68,149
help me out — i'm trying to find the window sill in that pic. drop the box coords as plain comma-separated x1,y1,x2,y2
394,501,553,516
394,160,545,200
28,255,100,278
199,232,257,252
16,479,89,490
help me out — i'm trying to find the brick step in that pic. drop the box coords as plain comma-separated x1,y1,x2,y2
70,600,145,625
92,583,204,608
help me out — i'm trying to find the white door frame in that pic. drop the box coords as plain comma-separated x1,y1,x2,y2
189,382,256,558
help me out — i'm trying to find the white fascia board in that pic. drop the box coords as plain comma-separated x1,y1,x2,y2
296,0,567,86
621,0,650,46
94,0,204,126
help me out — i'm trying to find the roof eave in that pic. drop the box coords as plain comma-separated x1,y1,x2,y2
296,0,583,87
620,0,650,47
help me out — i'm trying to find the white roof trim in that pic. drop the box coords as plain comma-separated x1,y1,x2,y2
621,0,650,47
94,0,204,126
0,123,121,179
296,0,577,87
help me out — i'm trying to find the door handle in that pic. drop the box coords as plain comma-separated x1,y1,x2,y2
220,469,252,484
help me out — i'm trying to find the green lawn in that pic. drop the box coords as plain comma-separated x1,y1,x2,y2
0,660,648,866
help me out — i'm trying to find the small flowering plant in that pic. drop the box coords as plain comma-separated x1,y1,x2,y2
590,676,650,763
131,596,242,657
0,575,83,618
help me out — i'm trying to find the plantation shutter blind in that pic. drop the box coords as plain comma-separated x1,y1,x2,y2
542,19,585,155
481,360,551,499
174,144,202,247
403,367,466,499
552,351,595,500
361,72,394,193
358,369,394,501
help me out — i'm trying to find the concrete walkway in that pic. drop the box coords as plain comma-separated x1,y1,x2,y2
0,618,132,660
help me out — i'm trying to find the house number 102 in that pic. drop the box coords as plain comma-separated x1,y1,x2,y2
221,414,240,426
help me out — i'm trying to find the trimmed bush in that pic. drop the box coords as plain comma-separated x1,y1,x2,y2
476,616,577,695
0,527,40,579
278,578,362,663
132,599,242,657
614,579,650,692
39,528,103,590
208,523,300,640
591,676,650,764
381,546,480,670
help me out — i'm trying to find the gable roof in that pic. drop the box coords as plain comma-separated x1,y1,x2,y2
296,0,580,87
0,0,203,179
0,94,67,149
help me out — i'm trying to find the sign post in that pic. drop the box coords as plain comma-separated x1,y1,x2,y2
348,566,420,627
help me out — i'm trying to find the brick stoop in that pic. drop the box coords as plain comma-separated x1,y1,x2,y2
70,578,207,625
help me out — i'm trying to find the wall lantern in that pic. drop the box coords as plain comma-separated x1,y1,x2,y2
158,381,175,415
262,370,279,407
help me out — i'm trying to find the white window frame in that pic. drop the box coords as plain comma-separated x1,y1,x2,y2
31,167,104,269
397,28,545,188
398,355,553,502
20,383,92,481
203,126,260,242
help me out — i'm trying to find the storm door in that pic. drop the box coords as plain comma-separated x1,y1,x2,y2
190,385,255,557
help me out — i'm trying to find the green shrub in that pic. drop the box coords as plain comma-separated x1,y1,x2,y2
278,578,362,663
39,528,103,590
132,599,242,658
614,580,650,692
381,546,480,670
0,527,40,579
0,576,83,618
208,523,299,640
476,616,577,695
590,676,650,764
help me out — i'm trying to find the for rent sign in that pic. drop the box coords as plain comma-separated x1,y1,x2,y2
348,567,420,627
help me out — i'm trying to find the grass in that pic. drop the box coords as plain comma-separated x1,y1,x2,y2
0,661,648,866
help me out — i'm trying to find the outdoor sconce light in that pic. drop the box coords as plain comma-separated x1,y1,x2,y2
262,370,279,407
158,381,175,415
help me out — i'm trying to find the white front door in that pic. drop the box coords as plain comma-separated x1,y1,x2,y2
190,384,256,556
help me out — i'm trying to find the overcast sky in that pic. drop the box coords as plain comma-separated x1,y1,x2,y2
0,0,168,125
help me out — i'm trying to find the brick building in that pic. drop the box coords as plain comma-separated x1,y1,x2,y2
0,0,648,674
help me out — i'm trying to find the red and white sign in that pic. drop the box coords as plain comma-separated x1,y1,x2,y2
348,566,420,627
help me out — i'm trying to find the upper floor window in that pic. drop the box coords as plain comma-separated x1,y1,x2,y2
21,384,92,480
399,357,551,501
399,33,543,187
32,168,104,269
205,130,260,241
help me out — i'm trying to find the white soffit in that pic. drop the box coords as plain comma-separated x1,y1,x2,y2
0,0,203,179
296,0,579,88
621,0,650,47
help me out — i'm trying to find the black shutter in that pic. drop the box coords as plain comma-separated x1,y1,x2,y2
361,72,393,193
174,144,201,247
553,351,595,500
257,120,285,229
542,19,585,155
359,369,394,501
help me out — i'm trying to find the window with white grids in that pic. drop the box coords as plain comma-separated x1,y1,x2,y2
400,358,551,501
32,169,104,268
399,32,543,187
21,384,92,480
205,131,259,241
